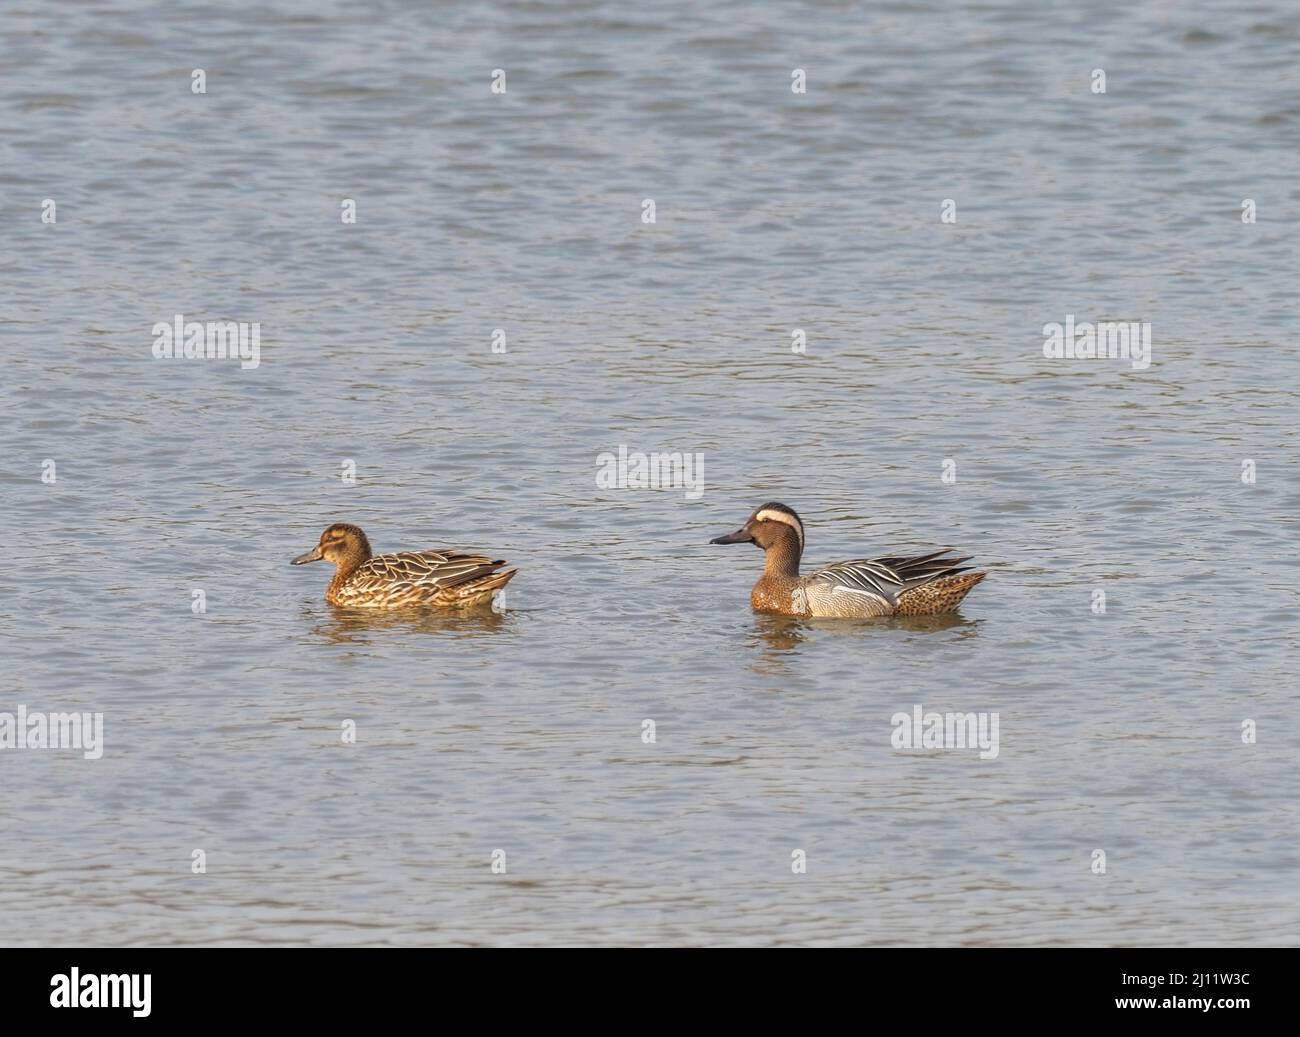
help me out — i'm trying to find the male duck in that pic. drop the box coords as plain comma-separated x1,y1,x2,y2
710,502,985,618
292,522,516,608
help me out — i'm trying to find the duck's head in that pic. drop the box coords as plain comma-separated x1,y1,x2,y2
709,502,805,555
291,523,373,568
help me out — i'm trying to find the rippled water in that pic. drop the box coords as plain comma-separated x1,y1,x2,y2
2,0,1298,945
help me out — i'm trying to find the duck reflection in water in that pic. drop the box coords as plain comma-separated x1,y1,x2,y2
307,605,514,646
749,610,979,659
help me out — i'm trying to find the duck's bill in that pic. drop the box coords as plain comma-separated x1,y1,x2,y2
291,546,324,565
709,529,753,545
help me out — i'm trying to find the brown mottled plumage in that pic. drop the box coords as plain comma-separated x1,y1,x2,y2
291,523,516,609
710,502,985,618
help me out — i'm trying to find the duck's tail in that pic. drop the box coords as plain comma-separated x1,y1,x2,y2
895,570,985,616
442,565,517,608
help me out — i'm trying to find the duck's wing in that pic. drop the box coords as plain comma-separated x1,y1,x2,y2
869,550,975,590
352,549,510,592
807,559,906,609
808,551,975,607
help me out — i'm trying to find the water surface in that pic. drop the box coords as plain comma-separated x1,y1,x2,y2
2,0,1298,945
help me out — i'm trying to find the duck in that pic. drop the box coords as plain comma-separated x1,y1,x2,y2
709,502,985,618
291,522,517,609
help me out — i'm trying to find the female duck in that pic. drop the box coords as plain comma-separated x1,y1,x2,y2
710,502,985,618
292,523,516,608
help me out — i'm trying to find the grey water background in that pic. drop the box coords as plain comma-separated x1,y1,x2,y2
2,0,1298,946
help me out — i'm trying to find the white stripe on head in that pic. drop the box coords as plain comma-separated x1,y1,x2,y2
754,508,804,549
